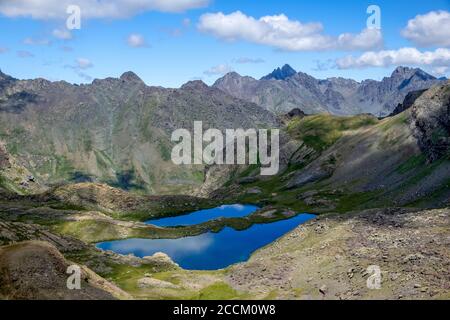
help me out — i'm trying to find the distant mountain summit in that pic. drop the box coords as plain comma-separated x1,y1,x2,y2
214,65,443,116
119,71,144,84
261,64,297,81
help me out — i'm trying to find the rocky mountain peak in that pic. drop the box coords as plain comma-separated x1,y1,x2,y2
391,66,414,77
119,71,144,84
411,68,436,81
261,64,297,81
180,80,209,91
391,66,435,81
219,72,244,81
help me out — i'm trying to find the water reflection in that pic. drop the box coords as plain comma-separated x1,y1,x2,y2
146,204,259,227
97,213,316,270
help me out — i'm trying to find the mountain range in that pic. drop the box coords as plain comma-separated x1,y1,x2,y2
0,65,449,300
214,65,444,116
0,69,276,194
0,65,447,195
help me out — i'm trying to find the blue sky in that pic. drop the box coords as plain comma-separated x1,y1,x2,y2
0,0,449,87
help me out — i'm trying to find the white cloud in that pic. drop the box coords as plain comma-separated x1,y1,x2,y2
337,28,383,51
401,10,450,47
0,0,209,19
76,58,93,69
336,47,450,69
233,57,265,64
204,64,233,76
52,28,72,40
127,34,148,48
0,47,8,54
198,11,383,51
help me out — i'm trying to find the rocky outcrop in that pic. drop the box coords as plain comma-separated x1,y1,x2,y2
0,220,87,252
286,108,307,119
0,241,130,299
285,162,335,189
410,81,450,162
388,89,426,117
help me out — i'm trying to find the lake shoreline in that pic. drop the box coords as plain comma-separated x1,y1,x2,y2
96,205,316,270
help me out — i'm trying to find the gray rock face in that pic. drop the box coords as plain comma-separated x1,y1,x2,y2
214,66,443,116
388,89,427,117
286,108,306,118
261,64,297,80
410,81,450,162
214,72,329,115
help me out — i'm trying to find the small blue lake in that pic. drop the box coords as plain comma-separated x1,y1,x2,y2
97,211,315,270
146,204,259,227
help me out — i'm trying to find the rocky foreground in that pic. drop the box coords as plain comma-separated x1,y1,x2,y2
226,207,450,300
0,241,130,300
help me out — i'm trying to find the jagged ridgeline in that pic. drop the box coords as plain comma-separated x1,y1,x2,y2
0,70,277,194
214,65,444,116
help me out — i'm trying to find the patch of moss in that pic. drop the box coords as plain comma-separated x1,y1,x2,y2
197,282,239,300
0,174,26,195
334,190,386,213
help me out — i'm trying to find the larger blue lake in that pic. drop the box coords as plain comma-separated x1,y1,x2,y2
97,211,315,270
145,204,260,227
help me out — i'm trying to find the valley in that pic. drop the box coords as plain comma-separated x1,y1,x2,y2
0,67,448,300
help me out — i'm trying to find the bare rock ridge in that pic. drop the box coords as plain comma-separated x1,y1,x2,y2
388,89,427,117
119,71,145,84
180,79,210,91
214,65,444,116
410,81,450,162
0,241,127,300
